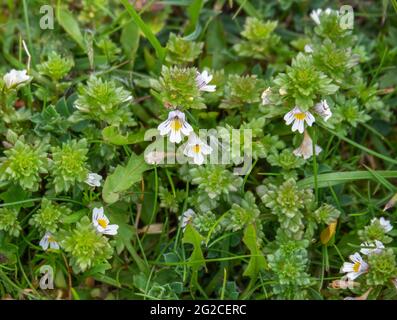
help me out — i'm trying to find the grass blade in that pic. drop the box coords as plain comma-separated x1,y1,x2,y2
297,170,397,189
120,0,166,61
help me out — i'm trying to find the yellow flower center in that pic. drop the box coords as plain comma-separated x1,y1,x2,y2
48,236,56,243
294,113,306,120
193,144,201,153
97,218,108,228
171,118,182,131
353,262,361,273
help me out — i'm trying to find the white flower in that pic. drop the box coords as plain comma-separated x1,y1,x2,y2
180,209,196,231
310,8,335,25
360,240,384,255
371,217,393,233
3,69,31,89
158,110,193,144
183,133,212,165
39,232,60,251
284,106,315,134
340,252,369,280
85,173,103,187
314,100,332,121
196,70,216,92
304,44,313,53
293,130,322,160
92,207,119,235
261,87,271,105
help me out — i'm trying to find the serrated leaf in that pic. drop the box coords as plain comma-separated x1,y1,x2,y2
243,224,267,278
102,153,151,203
182,224,206,272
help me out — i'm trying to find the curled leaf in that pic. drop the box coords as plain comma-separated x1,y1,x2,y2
320,221,337,245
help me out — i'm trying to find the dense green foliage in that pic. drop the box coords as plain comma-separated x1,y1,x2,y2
0,0,397,300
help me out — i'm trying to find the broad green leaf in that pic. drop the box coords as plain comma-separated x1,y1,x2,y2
102,153,151,203
298,170,397,189
185,0,203,35
0,185,32,210
243,224,267,278
182,224,206,272
56,6,85,51
62,209,87,224
120,20,140,67
102,126,145,145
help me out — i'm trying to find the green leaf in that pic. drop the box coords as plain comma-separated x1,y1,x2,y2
102,153,151,203
185,0,203,36
120,0,166,60
120,20,140,67
297,171,397,189
182,224,206,272
102,126,146,145
242,224,267,278
56,5,85,51
0,185,32,210
62,209,87,224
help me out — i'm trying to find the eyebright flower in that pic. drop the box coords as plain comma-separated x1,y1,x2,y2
261,87,271,105
371,217,393,233
3,69,31,89
304,44,314,53
40,232,60,251
340,252,369,280
360,240,385,255
310,8,334,25
85,173,103,187
158,110,193,143
196,70,216,92
284,107,315,134
183,133,212,165
293,130,322,160
314,100,332,121
180,209,196,231
92,207,119,235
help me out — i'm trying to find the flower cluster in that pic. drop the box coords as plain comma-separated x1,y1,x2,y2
339,217,396,299
233,18,280,59
257,178,314,240
165,33,203,65
154,68,216,165
50,139,89,193
0,140,49,191
72,76,134,125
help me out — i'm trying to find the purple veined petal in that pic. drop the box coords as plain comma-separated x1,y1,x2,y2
158,119,171,136
284,111,295,125
201,85,216,92
180,121,193,136
305,112,315,126
104,224,119,235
